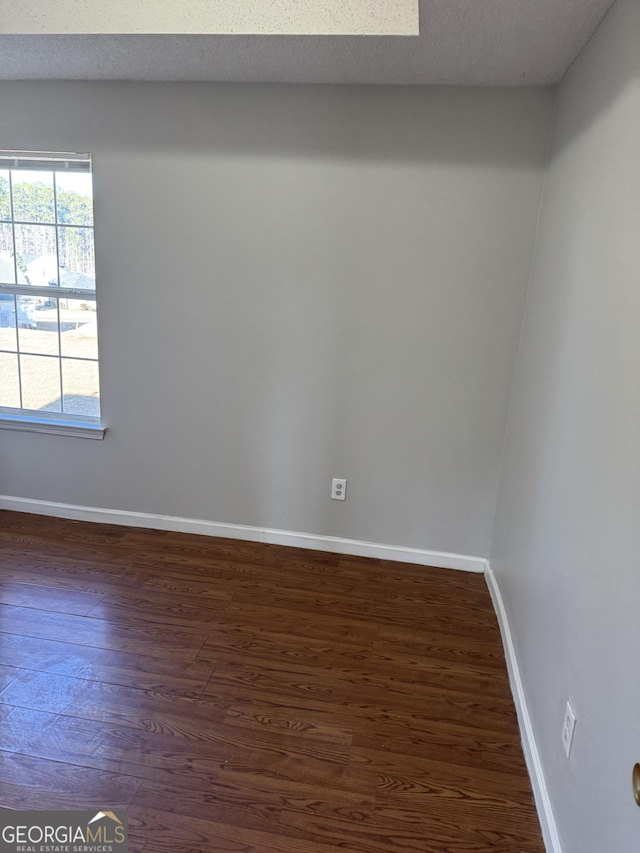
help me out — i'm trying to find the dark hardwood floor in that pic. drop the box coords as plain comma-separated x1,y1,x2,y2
0,510,544,852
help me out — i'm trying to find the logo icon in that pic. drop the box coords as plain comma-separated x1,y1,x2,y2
88,811,124,826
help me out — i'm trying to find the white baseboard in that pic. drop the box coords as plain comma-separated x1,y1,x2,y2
485,561,562,853
0,495,486,573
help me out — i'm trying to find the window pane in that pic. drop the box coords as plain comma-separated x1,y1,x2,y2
61,358,100,417
23,254,60,288
60,299,98,360
0,223,16,284
11,170,55,224
55,172,94,227
17,295,59,356
58,226,95,281
0,294,17,351
14,224,56,275
0,352,20,408
20,354,61,412
34,293,61,331
0,221,12,252
0,171,10,221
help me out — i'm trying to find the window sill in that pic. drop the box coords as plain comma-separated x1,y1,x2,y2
0,414,106,440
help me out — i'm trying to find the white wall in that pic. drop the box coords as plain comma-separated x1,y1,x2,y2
490,0,640,849
0,82,553,558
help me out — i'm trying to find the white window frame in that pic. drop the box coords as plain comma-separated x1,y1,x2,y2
0,151,105,439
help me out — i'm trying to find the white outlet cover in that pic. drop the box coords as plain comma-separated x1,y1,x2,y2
331,478,347,501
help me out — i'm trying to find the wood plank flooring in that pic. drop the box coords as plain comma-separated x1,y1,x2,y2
0,510,544,853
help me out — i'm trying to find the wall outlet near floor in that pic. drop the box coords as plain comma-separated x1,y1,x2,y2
331,478,347,501
562,701,577,757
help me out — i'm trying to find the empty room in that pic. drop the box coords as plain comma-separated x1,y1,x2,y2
0,1,638,851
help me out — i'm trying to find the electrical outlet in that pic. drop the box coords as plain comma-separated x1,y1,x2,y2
331,478,347,501
561,701,577,758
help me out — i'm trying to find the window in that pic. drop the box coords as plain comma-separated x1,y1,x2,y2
0,151,104,438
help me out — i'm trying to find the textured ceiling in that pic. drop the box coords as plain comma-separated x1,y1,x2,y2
0,0,419,36
0,0,616,85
